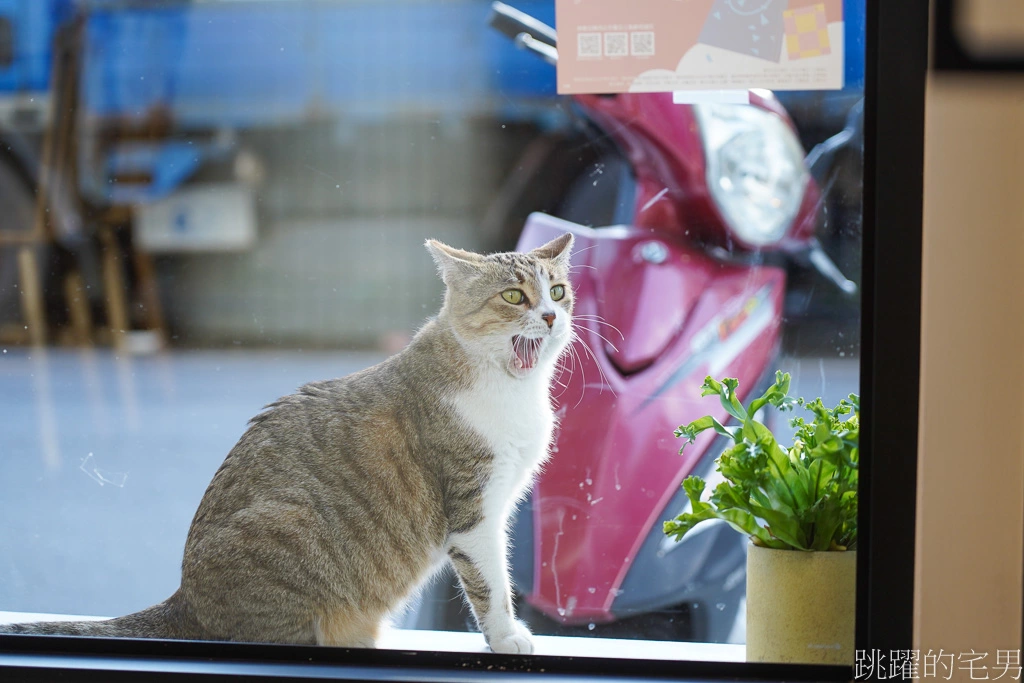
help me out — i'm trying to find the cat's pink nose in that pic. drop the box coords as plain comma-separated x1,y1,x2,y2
541,312,556,328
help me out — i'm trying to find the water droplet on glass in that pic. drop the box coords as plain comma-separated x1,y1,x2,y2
588,623,595,631
716,603,726,611
587,587,596,594
557,608,566,616
585,478,593,485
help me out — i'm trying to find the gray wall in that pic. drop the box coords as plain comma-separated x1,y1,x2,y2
157,118,536,348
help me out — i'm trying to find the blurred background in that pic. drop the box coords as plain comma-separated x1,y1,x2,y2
0,0,864,646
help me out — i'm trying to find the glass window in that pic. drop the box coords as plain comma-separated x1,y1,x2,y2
0,0,918,677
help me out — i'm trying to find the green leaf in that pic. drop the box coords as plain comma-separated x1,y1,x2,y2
718,377,745,421
716,508,788,548
807,499,844,551
675,415,739,453
749,371,793,416
682,475,706,503
777,371,791,398
675,416,715,453
700,376,723,398
710,417,740,441
663,372,860,553
749,503,809,550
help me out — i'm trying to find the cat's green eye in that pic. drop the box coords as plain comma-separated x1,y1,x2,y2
501,289,526,305
550,284,566,301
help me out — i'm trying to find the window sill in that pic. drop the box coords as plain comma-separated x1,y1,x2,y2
1,610,744,662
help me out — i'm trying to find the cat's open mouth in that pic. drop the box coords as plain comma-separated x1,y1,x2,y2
511,335,543,372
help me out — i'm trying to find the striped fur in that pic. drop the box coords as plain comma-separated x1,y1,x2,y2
1,234,574,654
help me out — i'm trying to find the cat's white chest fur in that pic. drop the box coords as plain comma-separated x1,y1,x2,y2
451,366,555,510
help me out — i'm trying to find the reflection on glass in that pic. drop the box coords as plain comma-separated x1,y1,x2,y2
0,0,863,659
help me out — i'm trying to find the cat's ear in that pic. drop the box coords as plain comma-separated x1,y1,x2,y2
530,233,574,268
425,239,484,285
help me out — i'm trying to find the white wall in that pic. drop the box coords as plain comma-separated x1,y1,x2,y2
917,74,1024,668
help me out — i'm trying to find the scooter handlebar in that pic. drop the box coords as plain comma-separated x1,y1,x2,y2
489,1,557,48
808,240,858,296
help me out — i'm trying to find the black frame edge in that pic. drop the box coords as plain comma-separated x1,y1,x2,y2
857,0,928,669
0,635,851,683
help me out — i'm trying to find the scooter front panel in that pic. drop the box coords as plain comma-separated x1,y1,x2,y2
515,212,785,626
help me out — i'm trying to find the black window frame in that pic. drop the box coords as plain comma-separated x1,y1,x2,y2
0,1,927,681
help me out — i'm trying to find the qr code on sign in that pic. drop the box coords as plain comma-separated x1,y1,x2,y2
577,32,602,58
631,31,655,56
604,32,628,57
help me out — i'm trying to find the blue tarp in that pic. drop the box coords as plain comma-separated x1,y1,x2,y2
0,0,74,93
2,0,863,120
79,0,557,127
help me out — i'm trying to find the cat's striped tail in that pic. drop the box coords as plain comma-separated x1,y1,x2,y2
0,592,198,639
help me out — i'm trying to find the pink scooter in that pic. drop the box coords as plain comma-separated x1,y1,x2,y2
412,2,858,643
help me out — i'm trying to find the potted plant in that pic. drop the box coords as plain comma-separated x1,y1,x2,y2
664,371,859,665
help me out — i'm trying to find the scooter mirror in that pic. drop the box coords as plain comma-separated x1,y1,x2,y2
809,242,858,296
489,2,557,47
514,32,558,64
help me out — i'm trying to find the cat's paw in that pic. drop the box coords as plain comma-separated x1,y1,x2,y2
487,621,535,655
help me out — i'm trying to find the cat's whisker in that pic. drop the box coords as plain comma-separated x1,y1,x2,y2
572,315,625,341
506,336,520,376
553,347,576,395
559,340,580,392
572,332,616,399
574,324,622,352
566,332,590,410
554,348,573,379
573,340,595,405
573,313,620,326
561,335,582,405
570,354,587,410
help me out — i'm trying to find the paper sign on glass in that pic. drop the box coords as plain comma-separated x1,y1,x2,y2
555,0,844,94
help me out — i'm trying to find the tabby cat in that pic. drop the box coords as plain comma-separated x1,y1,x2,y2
0,234,575,655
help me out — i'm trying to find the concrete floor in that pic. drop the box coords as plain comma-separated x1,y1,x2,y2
0,347,858,622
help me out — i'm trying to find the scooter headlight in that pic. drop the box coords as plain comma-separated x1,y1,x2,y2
694,103,809,248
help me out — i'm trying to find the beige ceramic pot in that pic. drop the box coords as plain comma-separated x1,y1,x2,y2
745,543,856,665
